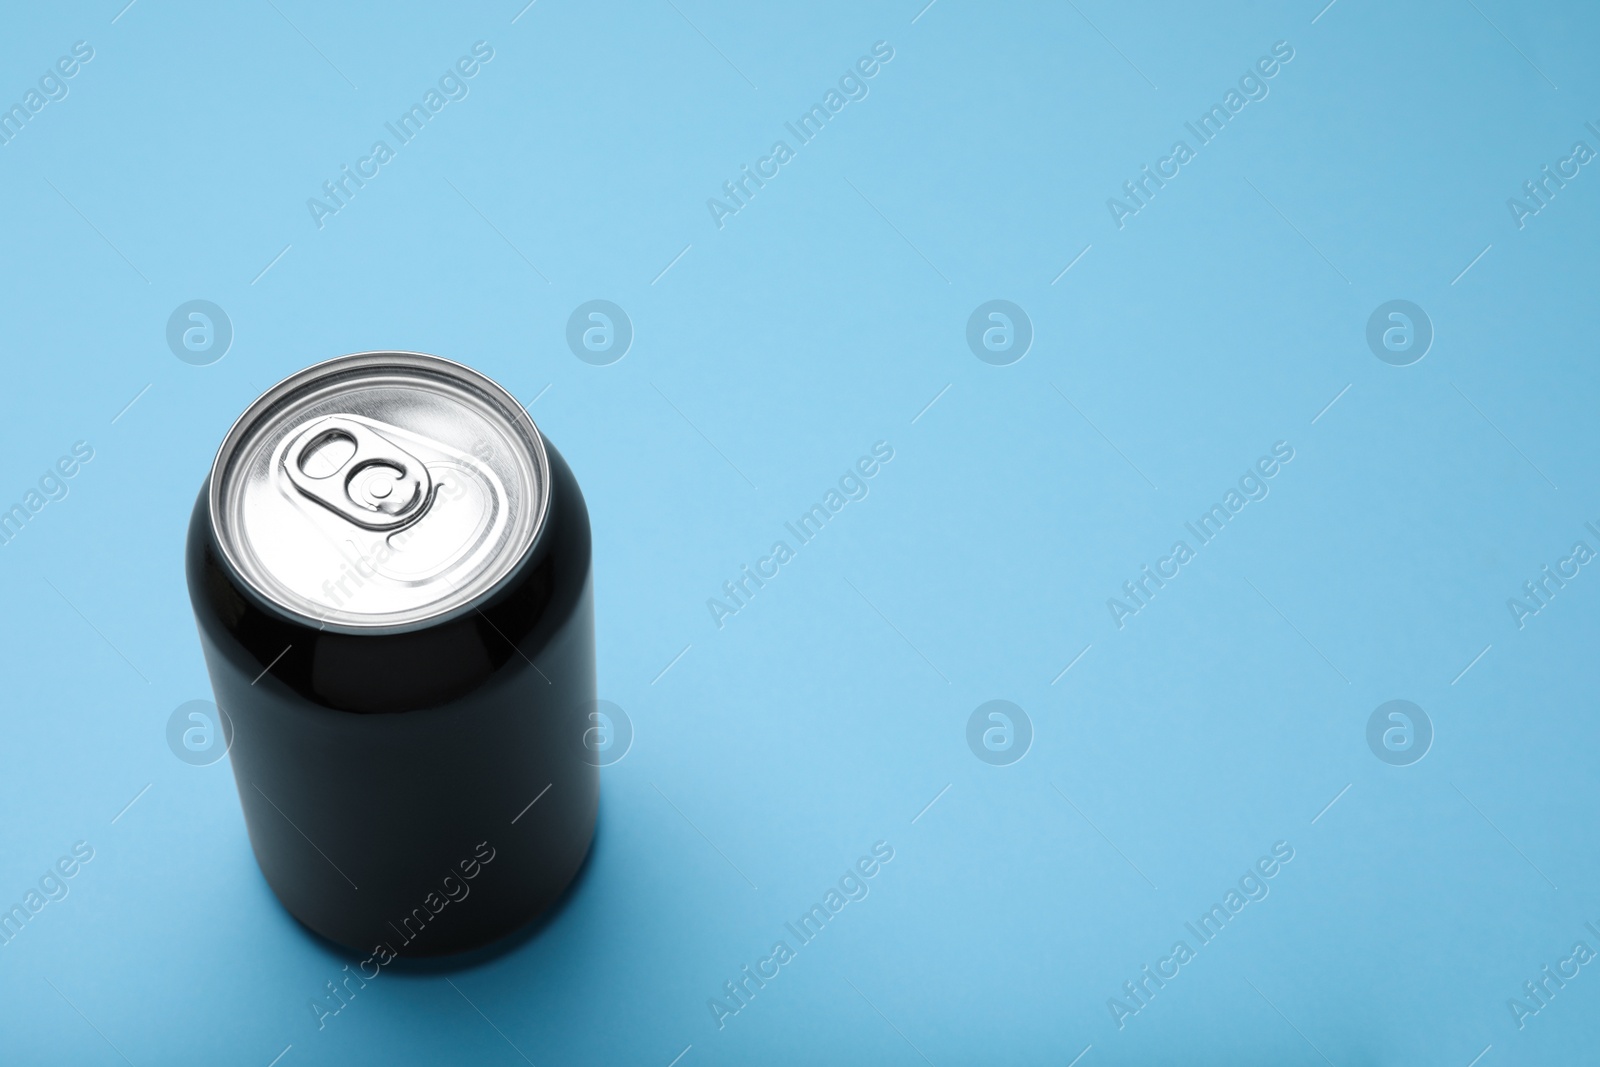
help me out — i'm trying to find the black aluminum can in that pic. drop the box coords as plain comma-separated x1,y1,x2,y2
186,352,596,956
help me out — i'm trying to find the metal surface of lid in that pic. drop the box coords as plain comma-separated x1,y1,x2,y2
208,352,548,629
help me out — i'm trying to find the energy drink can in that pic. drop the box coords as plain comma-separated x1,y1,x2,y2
186,352,596,955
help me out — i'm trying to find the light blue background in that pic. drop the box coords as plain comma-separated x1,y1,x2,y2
2,1,1597,1063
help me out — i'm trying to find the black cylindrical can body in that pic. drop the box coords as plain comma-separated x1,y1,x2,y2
186,357,596,957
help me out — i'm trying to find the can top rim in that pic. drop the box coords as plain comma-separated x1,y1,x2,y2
206,351,550,632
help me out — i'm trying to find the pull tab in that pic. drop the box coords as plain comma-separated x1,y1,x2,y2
282,416,434,531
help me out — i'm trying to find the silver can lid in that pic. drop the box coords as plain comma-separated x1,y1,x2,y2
209,352,548,629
